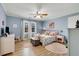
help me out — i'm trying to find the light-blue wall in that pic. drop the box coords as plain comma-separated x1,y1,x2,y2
43,16,68,40
0,4,6,36
37,21,44,33
6,16,22,38
6,16,43,38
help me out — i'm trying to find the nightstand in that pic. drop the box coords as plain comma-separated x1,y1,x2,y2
56,35,64,44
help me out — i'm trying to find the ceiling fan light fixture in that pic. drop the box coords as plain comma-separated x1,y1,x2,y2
35,15,41,19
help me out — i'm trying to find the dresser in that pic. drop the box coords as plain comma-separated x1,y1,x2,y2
0,34,15,55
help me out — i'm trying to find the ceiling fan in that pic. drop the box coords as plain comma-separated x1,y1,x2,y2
29,4,48,19
33,10,48,18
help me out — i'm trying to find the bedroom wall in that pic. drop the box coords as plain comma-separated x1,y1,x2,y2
37,21,44,33
6,16,43,38
6,16,22,38
43,16,68,40
0,4,6,36
43,12,79,40
6,12,79,39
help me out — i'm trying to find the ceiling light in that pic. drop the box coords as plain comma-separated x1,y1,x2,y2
35,15,41,19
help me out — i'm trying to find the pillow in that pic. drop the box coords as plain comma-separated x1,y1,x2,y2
54,32,59,36
49,32,59,36
49,32,55,36
44,31,50,35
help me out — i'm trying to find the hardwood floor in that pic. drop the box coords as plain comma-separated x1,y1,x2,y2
4,40,68,56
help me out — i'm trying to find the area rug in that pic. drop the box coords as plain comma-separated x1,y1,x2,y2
45,42,68,55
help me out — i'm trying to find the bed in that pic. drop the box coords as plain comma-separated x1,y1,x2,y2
31,30,65,46
39,34,56,46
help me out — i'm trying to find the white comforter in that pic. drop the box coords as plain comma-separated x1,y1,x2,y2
40,34,55,46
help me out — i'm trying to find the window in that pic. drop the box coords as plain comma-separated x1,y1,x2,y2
25,23,28,32
32,23,35,32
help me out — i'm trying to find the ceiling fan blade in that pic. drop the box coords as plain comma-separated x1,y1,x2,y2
34,15,36,17
41,13,48,16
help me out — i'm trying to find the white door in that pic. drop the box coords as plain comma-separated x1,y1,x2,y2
30,22,37,37
23,21,37,40
23,21,30,39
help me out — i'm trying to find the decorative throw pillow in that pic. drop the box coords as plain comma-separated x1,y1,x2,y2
44,31,49,35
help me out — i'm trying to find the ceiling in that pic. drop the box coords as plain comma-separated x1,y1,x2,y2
2,3,79,21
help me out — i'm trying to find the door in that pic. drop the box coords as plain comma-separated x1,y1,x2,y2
23,21,37,40
23,21,29,39
30,22,37,37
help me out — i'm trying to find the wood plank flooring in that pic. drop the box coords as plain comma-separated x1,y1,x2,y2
3,40,68,56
